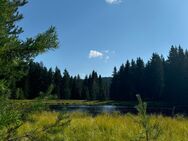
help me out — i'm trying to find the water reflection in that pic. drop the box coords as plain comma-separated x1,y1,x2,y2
50,105,117,114
49,105,188,116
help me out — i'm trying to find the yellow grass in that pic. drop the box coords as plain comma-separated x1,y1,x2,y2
17,111,188,141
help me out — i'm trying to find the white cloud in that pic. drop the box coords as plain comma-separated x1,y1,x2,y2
89,50,103,58
88,49,115,62
105,0,122,4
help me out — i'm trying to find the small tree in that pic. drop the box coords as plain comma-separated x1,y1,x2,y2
134,95,161,141
0,0,60,139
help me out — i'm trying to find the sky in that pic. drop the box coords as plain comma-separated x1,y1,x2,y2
18,0,188,77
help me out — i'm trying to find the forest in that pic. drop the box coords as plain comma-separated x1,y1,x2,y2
10,46,188,105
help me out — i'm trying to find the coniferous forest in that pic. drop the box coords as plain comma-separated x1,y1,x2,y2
11,46,188,105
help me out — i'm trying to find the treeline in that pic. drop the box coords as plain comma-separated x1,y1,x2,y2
11,46,188,104
15,62,110,100
110,46,188,104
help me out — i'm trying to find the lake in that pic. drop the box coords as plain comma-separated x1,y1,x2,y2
49,104,188,116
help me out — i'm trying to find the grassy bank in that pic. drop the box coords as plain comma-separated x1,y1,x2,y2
17,111,188,141
12,99,171,107
12,100,113,106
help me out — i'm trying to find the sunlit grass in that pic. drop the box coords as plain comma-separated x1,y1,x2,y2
16,111,188,141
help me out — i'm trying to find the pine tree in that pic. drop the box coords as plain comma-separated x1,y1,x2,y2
110,67,118,100
71,75,82,99
81,76,90,100
0,1,59,138
135,58,145,98
0,0,58,97
118,64,125,100
129,59,137,100
88,71,99,100
123,61,132,100
75,75,82,99
165,46,180,103
53,67,62,99
145,53,164,101
62,69,71,99
98,75,105,100
165,46,188,104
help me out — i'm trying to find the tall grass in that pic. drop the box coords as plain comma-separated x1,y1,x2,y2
16,111,188,141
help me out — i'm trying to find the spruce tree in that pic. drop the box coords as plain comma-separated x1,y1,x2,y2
98,75,105,100
62,69,71,99
82,76,90,100
145,53,164,101
53,67,62,99
110,67,118,100
135,58,145,98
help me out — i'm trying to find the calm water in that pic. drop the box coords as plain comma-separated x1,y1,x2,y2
49,105,188,116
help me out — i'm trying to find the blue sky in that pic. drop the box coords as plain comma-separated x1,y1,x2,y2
19,0,188,77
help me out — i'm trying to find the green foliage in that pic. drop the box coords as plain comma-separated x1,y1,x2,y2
53,67,63,99
0,98,22,140
0,80,10,97
0,0,58,99
146,54,164,100
38,84,58,100
62,69,71,99
134,95,161,141
0,0,61,140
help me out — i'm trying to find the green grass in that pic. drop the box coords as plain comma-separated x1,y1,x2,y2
16,111,188,141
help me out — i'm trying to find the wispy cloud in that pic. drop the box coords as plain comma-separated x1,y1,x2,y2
88,49,115,62
105,0,122,4
89,50,103,58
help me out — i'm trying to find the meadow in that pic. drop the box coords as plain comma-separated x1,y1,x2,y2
15,111,188,141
